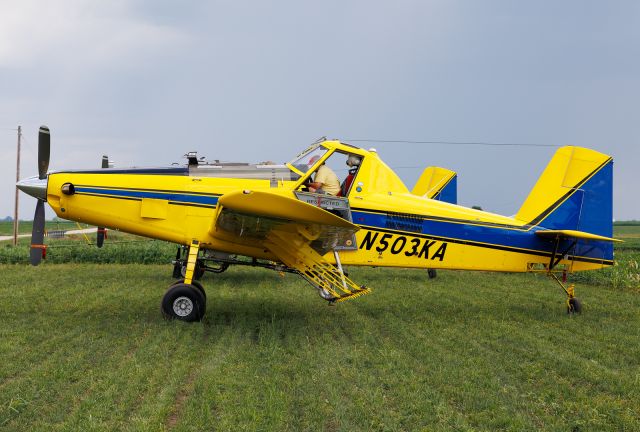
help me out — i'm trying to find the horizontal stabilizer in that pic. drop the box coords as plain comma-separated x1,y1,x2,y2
535,229,622,243
412,167,457,204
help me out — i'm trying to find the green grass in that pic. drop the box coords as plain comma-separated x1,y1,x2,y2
1,230,177,265
0,264,638,431
571,249,640,290
614,224,640,252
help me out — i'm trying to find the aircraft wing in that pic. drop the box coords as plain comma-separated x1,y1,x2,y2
535,229,622,243
213,190,370,302
215,190,358,255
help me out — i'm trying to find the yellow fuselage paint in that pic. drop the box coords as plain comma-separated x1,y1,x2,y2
45,141,611,274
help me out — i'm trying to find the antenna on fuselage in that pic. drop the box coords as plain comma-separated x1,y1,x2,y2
101,155,114,169
184,151,205,166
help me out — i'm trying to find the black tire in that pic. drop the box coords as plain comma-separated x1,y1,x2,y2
427,269,437,279
161,283,206,322
192,281,206,303
170,279,206,306
568,297,582,314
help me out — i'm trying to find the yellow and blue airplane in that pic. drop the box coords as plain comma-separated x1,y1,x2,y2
17,126,618,321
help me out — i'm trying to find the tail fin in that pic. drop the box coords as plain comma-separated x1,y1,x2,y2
412,167,457,204
516,146,613,237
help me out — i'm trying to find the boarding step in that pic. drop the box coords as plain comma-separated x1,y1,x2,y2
264,229,371,303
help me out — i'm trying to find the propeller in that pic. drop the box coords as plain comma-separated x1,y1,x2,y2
96,155,109,248
30,126,50,265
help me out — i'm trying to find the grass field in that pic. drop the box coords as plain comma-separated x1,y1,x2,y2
0,224,638,430
0,264,639,431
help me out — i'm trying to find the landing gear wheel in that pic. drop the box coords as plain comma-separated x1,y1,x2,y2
161,283,206,322
427,269,437,279
170,279,206,307
181,259,205,281
567,297,582,314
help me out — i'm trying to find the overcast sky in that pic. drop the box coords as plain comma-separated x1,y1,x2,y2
1,0,638,221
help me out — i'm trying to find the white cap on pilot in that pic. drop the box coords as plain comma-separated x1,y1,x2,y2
346,155,362,167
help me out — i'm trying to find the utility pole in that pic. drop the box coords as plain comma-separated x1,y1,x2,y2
12,125,21,246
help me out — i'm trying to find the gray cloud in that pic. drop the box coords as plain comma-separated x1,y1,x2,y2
1,0,638,221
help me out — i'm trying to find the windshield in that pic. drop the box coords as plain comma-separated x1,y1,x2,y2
287,145,329,176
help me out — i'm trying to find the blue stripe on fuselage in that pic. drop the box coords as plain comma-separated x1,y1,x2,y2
75,187,219,207
350,210,612,262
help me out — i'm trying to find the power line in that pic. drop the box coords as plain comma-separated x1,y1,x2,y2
344,139,560,148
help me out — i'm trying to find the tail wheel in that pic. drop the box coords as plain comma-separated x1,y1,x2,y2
567,297,582,314
161,283,206,322
427,269,437,279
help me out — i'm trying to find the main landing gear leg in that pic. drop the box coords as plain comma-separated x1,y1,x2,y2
548,272,582,314
172,245,205,280
161,240,206,322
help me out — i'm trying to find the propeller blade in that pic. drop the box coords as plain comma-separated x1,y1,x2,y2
38,126,50,180
30,200,46,265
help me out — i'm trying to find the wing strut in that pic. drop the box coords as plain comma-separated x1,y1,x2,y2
184,240,200,285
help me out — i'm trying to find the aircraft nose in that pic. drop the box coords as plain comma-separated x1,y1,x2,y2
17,175,48,201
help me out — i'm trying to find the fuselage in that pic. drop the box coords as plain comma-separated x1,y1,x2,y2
41,141,613,274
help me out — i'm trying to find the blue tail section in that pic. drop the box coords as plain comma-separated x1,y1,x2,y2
537,159,613,238
412,167,457,204
517,146,615,263
432,175,457,205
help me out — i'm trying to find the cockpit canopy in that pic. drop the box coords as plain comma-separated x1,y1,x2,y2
287,144,329,177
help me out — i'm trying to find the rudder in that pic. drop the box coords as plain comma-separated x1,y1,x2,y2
515,146,613,237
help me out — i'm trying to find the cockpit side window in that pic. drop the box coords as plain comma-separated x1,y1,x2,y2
297,150,364,197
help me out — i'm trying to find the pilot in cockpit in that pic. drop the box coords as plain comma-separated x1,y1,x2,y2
340,154,361,196
307,155,341,196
